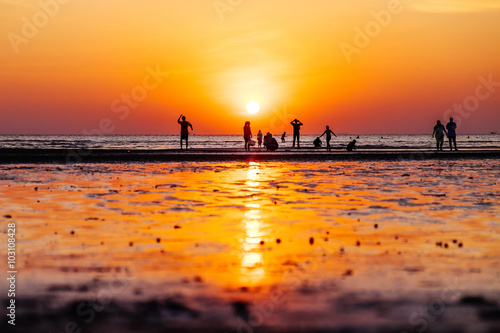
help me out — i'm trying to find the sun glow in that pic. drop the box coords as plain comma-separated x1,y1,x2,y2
246,101,260,114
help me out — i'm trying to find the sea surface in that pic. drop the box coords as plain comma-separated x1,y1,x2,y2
1,134,499,150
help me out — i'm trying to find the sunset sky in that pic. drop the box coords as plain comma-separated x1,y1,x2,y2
1,0,500,135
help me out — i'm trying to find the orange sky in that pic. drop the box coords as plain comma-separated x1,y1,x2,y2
1,0,500,134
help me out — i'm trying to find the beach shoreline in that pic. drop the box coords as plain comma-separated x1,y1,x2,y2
1,148,500,163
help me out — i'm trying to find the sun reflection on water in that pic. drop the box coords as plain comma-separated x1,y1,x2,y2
240,162,266,284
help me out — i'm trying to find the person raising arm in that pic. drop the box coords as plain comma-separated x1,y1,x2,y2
178,114,193,150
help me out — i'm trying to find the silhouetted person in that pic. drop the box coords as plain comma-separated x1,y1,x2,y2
313,137,322,148
257,130,263,148
432,120,447,151
446,117,458,151
266,134,279,151
290,119,303,148
177,114,193,150
319,125,337,151
346,139,356,151
263,132,272,148
281,132,286,143
243,121,252,151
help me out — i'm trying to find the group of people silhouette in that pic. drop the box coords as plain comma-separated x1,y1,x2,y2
178,114,458,152
241,119,353,152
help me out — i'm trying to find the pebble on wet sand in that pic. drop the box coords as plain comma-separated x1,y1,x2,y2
342,269,353,276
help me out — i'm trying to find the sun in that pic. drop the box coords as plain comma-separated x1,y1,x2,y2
246,101,260,114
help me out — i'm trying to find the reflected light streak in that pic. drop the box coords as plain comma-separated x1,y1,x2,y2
240,162,266,285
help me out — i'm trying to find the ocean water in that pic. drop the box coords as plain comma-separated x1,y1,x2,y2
0,134,499,150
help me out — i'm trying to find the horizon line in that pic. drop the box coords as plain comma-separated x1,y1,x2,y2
0,133,497,136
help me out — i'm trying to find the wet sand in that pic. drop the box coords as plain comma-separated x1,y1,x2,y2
1,160,500,332
1,148,500,163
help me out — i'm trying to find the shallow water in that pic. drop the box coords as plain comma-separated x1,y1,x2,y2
1,133,500,150
1,160,499,331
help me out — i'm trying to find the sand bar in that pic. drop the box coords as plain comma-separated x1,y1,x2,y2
1,148,500,163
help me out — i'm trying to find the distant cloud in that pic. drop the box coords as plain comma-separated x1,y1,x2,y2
410,0,500,13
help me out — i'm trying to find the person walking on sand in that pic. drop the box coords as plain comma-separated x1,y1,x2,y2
243,121,252,151
257,130,263,148
446,117,458,151
290,119,303,148
319,125,337,151
432,120,447,151
177,114,193,150
281,132,286,143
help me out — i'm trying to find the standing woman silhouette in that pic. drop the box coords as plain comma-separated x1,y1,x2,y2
243,121,252,151
432,120,447,151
